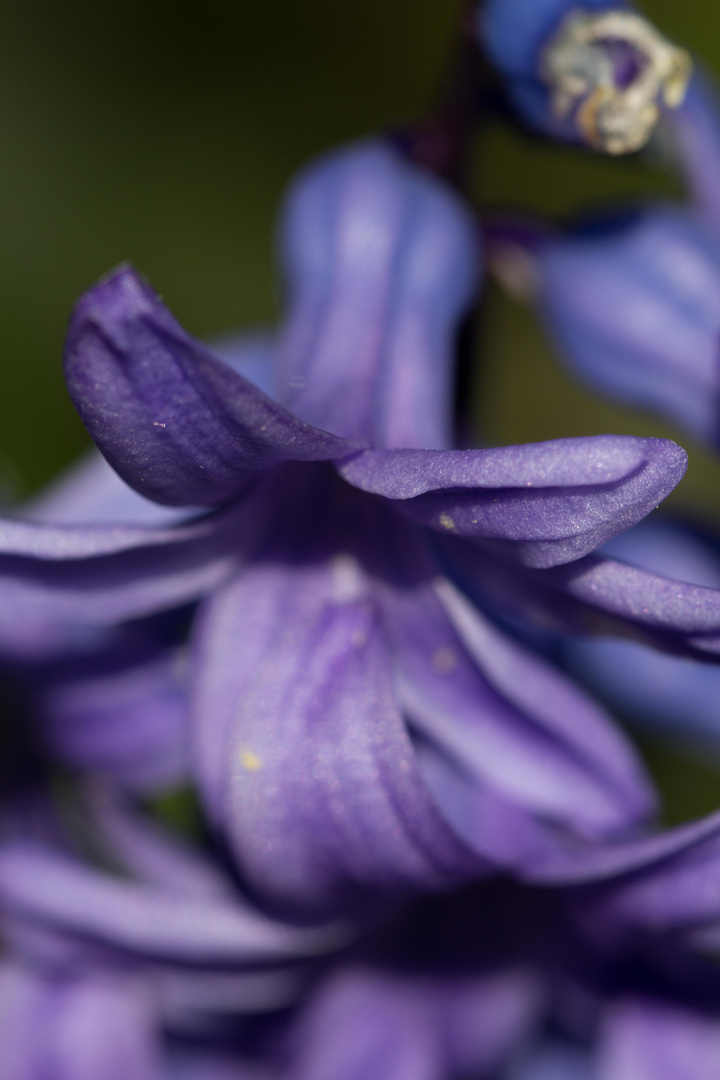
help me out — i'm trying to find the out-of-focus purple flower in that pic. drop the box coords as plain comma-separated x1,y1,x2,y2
535,206,720,447
25,626,189,793
560,519,720,756
0,788,345,1079
8,774,720,1078
284,965,541,1080
671,69,720,232
248,817,720,1079
508,1003,720,1080
477,0,691,153
487,65,720,455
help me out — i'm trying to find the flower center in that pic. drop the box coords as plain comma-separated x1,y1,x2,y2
541,10,692,154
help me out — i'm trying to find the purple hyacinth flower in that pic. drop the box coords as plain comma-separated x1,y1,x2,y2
0,789,346,1080
6,787,720,1078
0,333,279,788
269,836,720,1079
3,138,712,919
536,206,720,448
0,790,346,968
478,0,691,153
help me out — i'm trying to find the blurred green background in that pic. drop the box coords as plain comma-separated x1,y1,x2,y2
1,0,720,821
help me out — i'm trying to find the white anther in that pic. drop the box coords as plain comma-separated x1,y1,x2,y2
542,10,692,154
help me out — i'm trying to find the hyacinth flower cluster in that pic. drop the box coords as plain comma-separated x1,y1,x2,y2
482,5,720,811
6,0,720,1077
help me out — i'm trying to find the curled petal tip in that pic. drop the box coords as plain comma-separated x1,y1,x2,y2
64,268,354,507
339,436,688,568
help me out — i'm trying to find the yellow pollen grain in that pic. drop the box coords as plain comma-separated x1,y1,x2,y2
439,513,456,531
240,749,262,772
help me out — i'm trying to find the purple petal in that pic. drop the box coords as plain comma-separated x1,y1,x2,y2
598,998,720,1080
0,505,234,560
443,538,720,661
155,966,305,1027
0,843,347,964
564,634,720,750
437,971,543,1077
390,577,654,839
289,967,540,1080
562,521,720,746
526,805,720,902
191,557,480,920
39,653,189,793
583,822,720,941
539,207,720,446
672,71,720,230
508,1040,594,1080
0,494,262,651
338,436,687,567
64,266,354,506
26,327,279,525
84,790,236,901
287,970,443,1080
276,140,478,448
413,735,564,868
601,519,720,588
23,451,202,527
209,328,277,399
0,962,162,1080
555,557,720,656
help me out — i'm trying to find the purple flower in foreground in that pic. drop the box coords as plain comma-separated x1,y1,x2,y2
56,142,701,914
5,139,717,922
